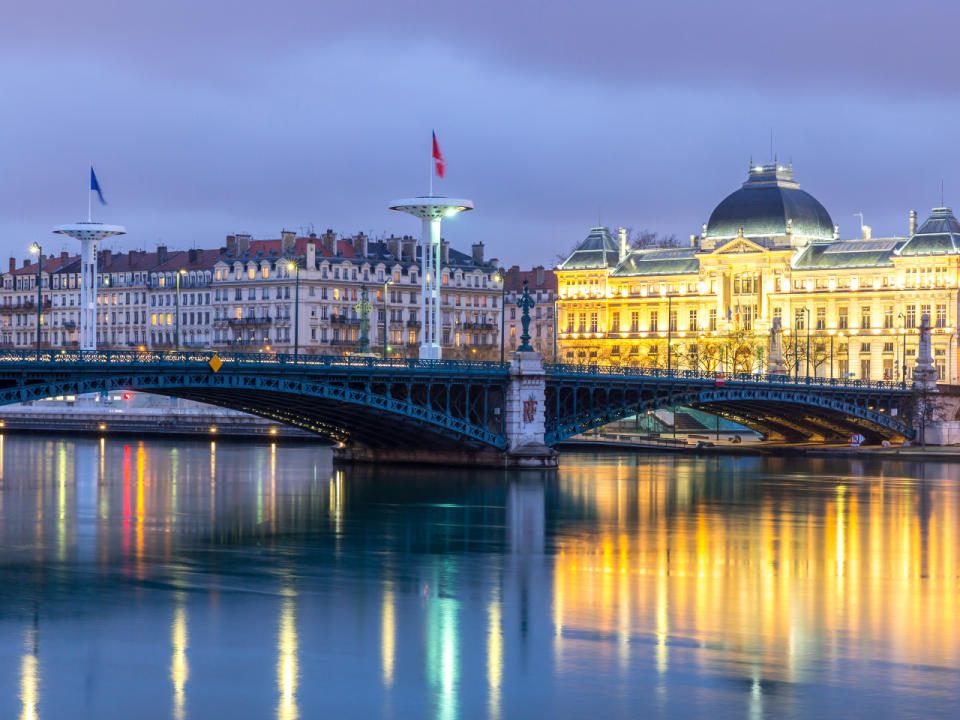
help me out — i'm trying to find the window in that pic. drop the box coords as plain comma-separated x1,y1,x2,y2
578,313,586,332
795,308,805,331
883,306,894,329
709,309,717,332
936,303,947,328
589,313,598,333
610,312,620,332
630,311,639,332
860,306,871,329
669,310,677,332
906,305,916,328
838,306,848,330
816,307,826,330
921,304,931,325
688,309,698,331
649,311,658,332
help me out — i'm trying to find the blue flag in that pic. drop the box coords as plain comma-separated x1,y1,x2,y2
90,167,106,205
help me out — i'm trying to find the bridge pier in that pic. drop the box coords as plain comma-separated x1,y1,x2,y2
503,351,558,468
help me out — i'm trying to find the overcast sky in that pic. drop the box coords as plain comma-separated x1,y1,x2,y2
2,1,958,267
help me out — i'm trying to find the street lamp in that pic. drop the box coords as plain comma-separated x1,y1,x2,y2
29,244,41,355
804,307,811,379
553,295,558,362
497,268,506,363
661,288,673,372
382,279,393,360
175,269,187,350
898,312,906,387
287,261,300,358
828,328,836,379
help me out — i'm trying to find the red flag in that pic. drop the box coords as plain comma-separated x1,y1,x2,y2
432,131,445,179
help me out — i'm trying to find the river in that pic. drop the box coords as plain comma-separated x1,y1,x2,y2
0,436,957,718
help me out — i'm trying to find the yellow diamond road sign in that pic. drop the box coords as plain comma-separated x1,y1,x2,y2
209,354,223,373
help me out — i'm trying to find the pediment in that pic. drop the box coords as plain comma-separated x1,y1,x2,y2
710,237,770,255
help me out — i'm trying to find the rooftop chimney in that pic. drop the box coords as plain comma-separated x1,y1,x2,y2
23,258,30,268
471,241,484,265
226,235,237,254
387,235,401,260
306,241,316,270
281,230,296,253
236,234,251,255
322,229,336,256
441,239,450,265
401,236,415,261
188,248,199,264
353,232,368,258
618,227,627,262
157,245,168,263
99,249,112,267
862,225,872,240
689,234,698,248
9,258,14,273
909,209,918,236
536,266,545,286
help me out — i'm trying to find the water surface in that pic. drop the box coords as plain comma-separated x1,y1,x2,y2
0,437,957,718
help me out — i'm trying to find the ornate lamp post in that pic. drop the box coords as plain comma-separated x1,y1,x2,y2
516,280,535,352
355,284,372,355
29,244,42,355
805,307,811,379
286,261,300,357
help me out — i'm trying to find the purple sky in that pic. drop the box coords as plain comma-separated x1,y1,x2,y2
2,1,959,267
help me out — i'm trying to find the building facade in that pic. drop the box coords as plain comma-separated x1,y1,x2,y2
1,231,503,358
503,265,557,359
556,164,959,384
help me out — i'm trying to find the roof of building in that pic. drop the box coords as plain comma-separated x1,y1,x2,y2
503,266,557,292
705,164,835,243
152,248,223,273
897,207,960,256
9,253,78,276
612,247,700,276
794,238,905,269
559,227,621,270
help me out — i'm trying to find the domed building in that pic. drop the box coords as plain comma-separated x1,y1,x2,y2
556,161,959,387
702,163,836,249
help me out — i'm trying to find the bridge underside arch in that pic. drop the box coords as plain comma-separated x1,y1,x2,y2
545,383,913,445
0,372,507,450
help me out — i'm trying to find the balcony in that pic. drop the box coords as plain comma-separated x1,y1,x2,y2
227,316,272,326
406,320,422,328
461,322,496,331
331,315,360,325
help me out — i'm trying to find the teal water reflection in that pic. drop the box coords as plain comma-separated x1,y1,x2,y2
0,437,957,718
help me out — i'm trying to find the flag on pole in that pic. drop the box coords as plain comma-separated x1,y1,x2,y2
90,167,107,205
432,131,445,179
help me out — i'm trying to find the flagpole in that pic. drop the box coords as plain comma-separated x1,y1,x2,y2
429,147,433,197
88,165,92,222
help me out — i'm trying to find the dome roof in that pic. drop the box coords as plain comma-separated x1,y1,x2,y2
705,164,834,243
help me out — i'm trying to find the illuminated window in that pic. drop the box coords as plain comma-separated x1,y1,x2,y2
262,267,269,279
248,267,256,280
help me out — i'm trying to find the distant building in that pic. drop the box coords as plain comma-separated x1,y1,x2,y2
503,265,557,359
1,231,503,358
556,163,959,383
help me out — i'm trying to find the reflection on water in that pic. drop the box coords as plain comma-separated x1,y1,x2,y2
0,437,958,718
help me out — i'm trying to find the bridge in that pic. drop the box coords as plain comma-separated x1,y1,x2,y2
0,347,921,466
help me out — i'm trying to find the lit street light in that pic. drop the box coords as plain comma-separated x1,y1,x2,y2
175,268,187,350
382,279,393,360
29,244,41,356
287,261,300,358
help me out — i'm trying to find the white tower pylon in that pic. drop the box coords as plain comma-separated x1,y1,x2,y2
388,197,472,360
52,222,125,351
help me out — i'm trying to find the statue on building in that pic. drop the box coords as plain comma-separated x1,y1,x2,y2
767,316,785,376
913,313,938,391
516,280,536,352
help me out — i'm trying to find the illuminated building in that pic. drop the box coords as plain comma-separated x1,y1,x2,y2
556,163,959,382
0,231,501,357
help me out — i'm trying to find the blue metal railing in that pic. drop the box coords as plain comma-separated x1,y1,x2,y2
0,348,510,374
543,362,909,391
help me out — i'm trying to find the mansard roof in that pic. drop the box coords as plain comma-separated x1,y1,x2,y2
612,248,700,276
794,238,905,269
897,207,960,256
559,227,620,270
